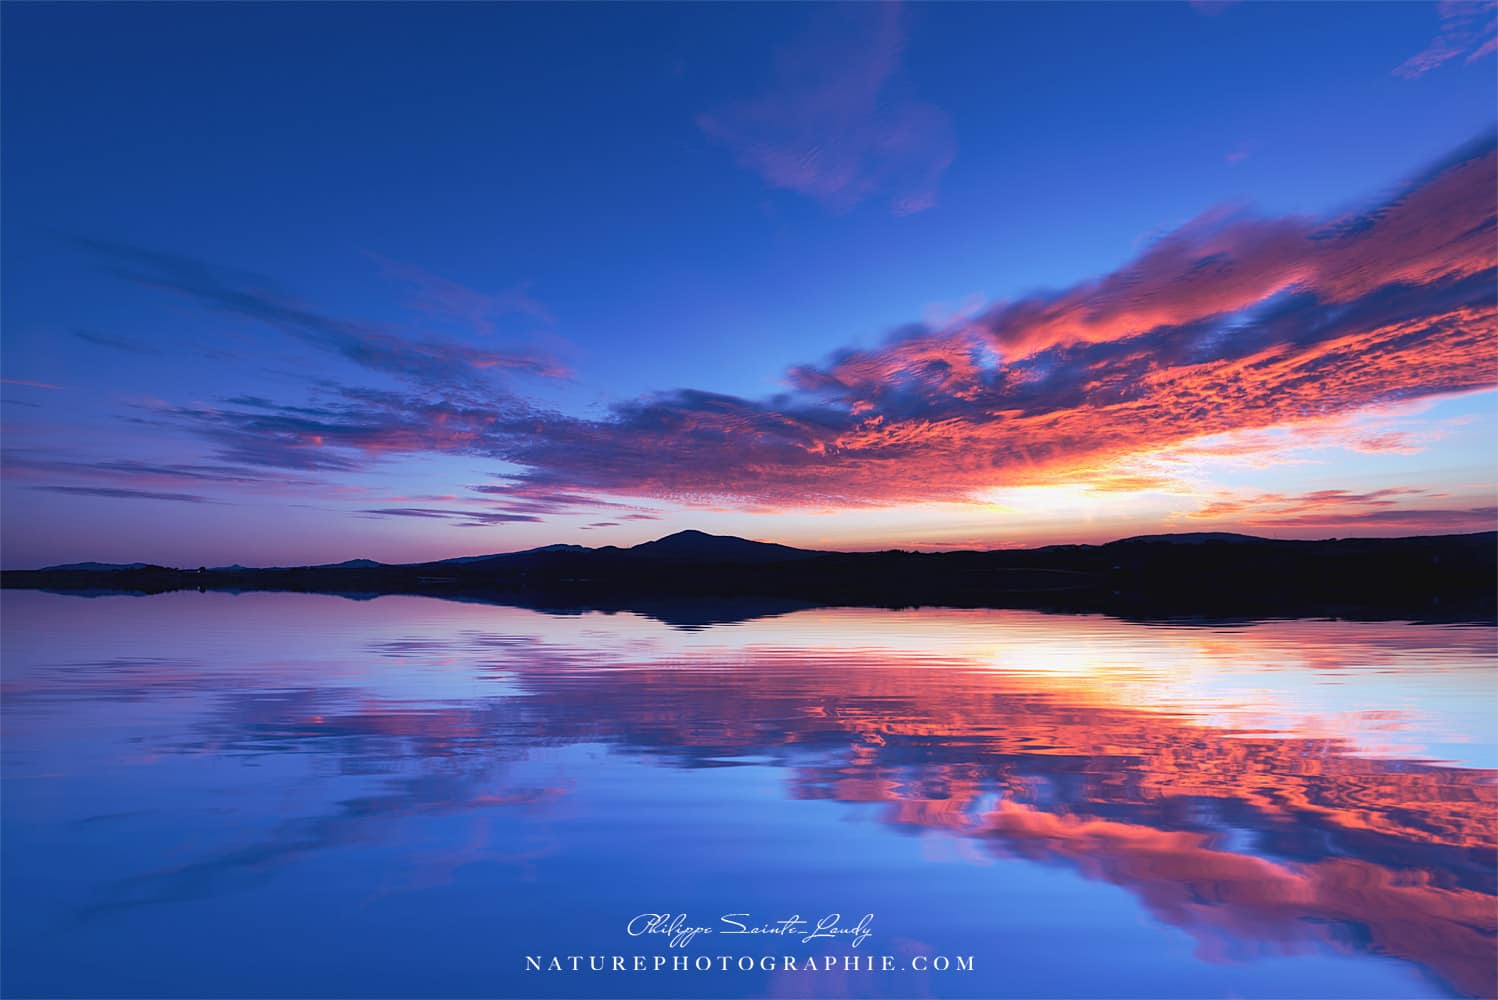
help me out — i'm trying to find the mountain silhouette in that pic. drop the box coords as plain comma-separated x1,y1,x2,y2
1110,532,1264,546
7,530,1495,625
626,529,818,564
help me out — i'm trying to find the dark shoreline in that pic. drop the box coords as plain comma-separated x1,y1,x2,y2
5,530,1494,628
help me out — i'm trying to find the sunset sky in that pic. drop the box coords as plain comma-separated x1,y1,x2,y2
3,1,1495,568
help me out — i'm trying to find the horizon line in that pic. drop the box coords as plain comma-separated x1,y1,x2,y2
8,526,1497,574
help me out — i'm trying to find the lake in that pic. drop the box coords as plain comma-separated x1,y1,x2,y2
2,590,1494,999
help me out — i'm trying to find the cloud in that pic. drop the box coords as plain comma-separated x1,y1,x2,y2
975,133,1495,359
1,451,337,501
151,385,542,472
73,329,161,355
469,155,1485,506
1395,0,1497,78
465,486,645,513
1,378,64,390
31,485,218,504
1188,487,1497,534
372,254,556,333
118,134,1498,526
1267,505,1497,532
78,240,569,394
359,507,542,528
1190,487,1424,518
697,2,955,215
494,135,1495,507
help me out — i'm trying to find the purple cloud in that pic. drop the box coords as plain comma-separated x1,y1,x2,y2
79,240,569,394
359,507,542,528
372,254,557,334
31,485,219,504
1396,0,1496,78
73,330,162,355
697,2,955,216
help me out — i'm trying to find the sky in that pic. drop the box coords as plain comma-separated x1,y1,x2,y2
2,1,1496,568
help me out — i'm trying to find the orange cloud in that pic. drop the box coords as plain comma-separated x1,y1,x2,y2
130,134,1497,527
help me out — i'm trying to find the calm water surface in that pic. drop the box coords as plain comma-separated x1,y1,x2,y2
2,591,1495,999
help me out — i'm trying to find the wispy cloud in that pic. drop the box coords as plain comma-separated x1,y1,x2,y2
1190,487,1429,520
697,2,954,216
358,507,542,528
1,451,331,495
1395,0,1496,78
78,240,569,394
31,485,219,504
372,254,557,334
1188,487,1495,534
73,330,161,355
158,390,529,472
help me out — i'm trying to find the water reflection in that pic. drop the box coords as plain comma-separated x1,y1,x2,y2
3,592,1494,999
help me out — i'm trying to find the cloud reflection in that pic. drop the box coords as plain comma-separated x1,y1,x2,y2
6,600,1493,996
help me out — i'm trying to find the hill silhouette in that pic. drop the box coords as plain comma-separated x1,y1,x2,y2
7,529,1495,625
626,529,818,563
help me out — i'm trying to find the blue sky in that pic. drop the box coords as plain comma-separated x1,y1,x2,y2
3,1,1495,566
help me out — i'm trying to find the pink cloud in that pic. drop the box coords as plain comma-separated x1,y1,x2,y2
1,377,64,390
1395,0,1497,78
978,135,1494,360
